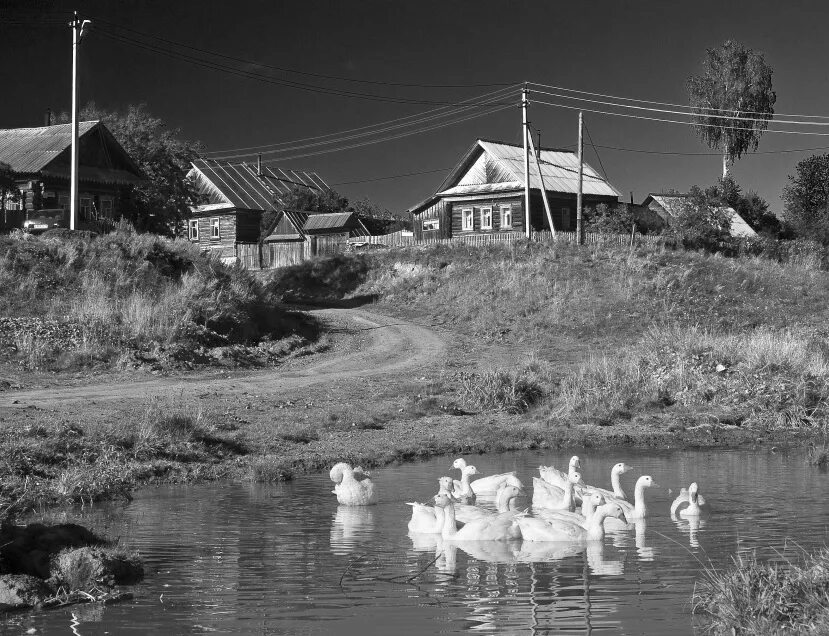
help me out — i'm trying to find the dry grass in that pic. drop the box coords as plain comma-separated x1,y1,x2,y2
695,550,829,634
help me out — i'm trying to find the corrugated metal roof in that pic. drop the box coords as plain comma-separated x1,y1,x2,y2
190,159,328,213
303,212,355,231
0,121,99,173
478,140,621,197
645,194,757,238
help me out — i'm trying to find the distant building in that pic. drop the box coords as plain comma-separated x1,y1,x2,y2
408,138,621,240
642,193,757,238
186,159,329,260
0,121,144,231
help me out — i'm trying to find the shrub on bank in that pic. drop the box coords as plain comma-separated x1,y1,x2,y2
695,550,829,634
0,228,309,369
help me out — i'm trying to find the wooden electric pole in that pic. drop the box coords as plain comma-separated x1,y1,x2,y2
522,85,531,239
576,111,584,245
69,13,91,231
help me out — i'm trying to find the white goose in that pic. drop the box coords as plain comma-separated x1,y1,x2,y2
535,491,605,527
451,464,479,500
532,471,580,512
454,484,523,525
581,462,634,501
670,482,706,518
538,455,581,490
330,462,377,506
670,483,708,517
517,502,628,543
406,475,460,533
607,475,658,520
452,458,523,495
434,493,522,541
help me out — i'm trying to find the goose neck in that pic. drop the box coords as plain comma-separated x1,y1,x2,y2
611,470,626,499
441,504,459,538
585,510,607,541
634,482,647,516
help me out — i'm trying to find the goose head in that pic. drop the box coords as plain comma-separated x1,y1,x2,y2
568,471,582,484
438,476,454,492
434,494,453,509
463,465,479,477
452,458,467,471
636,475,659,489
688,481,699,502
569,456,581,471
599,502,628,524
612,462,633,476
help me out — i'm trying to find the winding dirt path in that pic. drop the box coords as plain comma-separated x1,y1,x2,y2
1,308,447,409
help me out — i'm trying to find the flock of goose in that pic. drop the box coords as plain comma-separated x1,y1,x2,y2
328,456,708,546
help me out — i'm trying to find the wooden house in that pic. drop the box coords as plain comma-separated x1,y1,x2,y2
642,193,757,238
0,121,144,230
409,138,620,240
186,159,329,260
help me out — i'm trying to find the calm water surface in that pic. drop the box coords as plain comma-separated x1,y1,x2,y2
6,448,829,635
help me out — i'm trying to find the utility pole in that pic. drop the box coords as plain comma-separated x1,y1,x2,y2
69,12,91,231
576,111,584,245
522,85,531,239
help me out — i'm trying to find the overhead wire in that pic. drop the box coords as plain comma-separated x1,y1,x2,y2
91,15,514,89
528,80,829,121
582,121,610,184
96,29,508,107
330,167,451,187
531,99,829,137
204,85,519,156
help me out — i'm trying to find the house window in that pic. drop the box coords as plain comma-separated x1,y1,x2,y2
461,208,473,231
189,219,199,241
500,205,512,229
211,218,220,239
480,207,492,230
422,218,439,231
80,197,92,218
100,198,113,217
58,193,69,210
561,207,571,229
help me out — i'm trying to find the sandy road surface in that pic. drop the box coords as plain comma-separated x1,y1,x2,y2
1,308,447,409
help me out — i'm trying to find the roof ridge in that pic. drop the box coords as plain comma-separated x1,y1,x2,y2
0,120,99,134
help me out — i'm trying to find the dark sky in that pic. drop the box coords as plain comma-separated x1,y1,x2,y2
3,0,829,213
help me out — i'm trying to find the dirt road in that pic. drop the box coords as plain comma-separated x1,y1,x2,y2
1,308,447,409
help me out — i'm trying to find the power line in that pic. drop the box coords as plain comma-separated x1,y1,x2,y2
529,87,829,127
97,29,512,108
92,16,514,90
330,167,451,187
532,99,829,137
583,121,610,184
204,85,519,155
589,142,829,156
214,104,517,162
528,80,829,121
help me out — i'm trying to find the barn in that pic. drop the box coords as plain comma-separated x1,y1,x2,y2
408,138,621,240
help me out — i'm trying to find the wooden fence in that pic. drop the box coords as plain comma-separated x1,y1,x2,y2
236,230,665,271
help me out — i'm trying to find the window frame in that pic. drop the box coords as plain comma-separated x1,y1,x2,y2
500,205,512,229
461,207,473,231
422,218,440,231
100,197,113,217
210,217,220,239
189,219,200,241
80,197,92,218
480,206,493,230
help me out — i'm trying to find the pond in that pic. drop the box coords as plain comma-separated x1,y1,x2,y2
8,448,829,635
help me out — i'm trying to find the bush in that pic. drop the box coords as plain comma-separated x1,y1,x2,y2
458,368,545,414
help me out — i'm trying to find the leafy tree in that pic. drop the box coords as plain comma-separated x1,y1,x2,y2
687,41,776,177
57,102,202,234
584,203,635,234
782,153,829,243
701,175,780,235
661,186,732,249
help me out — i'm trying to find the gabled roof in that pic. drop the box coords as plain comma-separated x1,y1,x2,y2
435,138,620,198
643,193,757,238
303,211,369,236
0,121,144,184
189,159,329,213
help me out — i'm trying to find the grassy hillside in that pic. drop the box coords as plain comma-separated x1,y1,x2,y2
0,228,317,372
268,242,829,433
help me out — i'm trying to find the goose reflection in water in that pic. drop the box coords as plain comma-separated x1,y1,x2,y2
673,515,707,548
329,505,376,555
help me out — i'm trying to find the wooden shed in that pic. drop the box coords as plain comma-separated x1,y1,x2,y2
409,138,620,239
642,193,757,238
